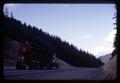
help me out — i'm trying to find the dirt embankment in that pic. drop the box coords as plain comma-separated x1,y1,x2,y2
98,55,116,80
4,38,20,66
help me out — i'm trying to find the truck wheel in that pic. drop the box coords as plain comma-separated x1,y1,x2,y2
56,66,59,69
16,65,26,70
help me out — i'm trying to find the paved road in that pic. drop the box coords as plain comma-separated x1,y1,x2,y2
4,66,104,80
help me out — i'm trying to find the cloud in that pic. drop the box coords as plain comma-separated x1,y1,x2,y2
82,35,93,40
6,4,15,7
89,46,114,57
105,29,116,42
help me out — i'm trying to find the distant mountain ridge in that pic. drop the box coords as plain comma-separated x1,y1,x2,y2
98,53,112,64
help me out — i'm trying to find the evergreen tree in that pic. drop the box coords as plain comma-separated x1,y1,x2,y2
113,4,119,57
4,7,9,17
11,12,13,18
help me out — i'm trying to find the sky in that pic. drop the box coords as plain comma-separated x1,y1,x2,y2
4,4,116,57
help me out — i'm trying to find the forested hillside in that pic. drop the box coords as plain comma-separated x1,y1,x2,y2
3,15,104,67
